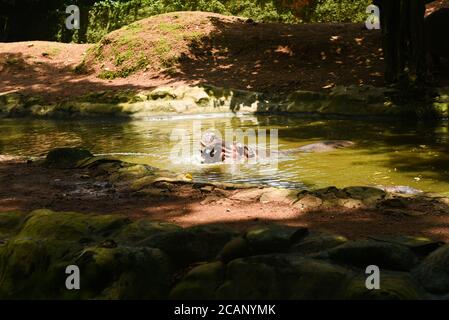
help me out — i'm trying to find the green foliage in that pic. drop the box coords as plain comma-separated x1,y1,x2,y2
303,0,372,23
2,0,372,43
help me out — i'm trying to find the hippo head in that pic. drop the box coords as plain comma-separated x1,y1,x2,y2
200,132,224,163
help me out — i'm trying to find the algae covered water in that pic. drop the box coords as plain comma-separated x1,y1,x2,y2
1,114,449,194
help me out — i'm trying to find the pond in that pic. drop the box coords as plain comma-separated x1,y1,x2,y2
1,114,449,194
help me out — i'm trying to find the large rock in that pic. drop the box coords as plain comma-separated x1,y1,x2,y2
412,244,449,295
294,194,323,210
259,188,299,204
138,225,237,266
245,224,308,254
341,186,386,207
0,211,27,239
290,233,348,255
286,257,353,299
116,219,181,244
44,148,93,169
216,254,353,299
0,238,52,298
19,209,130,241
215,255,285,299
341,272,422,300
73,246,173,299
218,237,252,263
327,240,418,271
169,261,225,299
368,235,444,256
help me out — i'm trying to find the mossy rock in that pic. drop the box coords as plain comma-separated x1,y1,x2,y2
0,238,67,299
286,257,353,299
44,147,93,169
149,87,178,100
72,246,173,299
245,224,308,254
340,272,422,300
289,233,348,255
216,254,352,299
76,156,123,169
116,219,182,244
412,244,449,295
0,211,28,238
138,225,237,266
341,186,386,206
19,209,129,241
216,255,282,299
217,237,252,264
327,240,418,271
169,261,225,299
368,235,444,256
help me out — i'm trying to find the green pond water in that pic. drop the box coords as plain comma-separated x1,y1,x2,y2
1,114,449,194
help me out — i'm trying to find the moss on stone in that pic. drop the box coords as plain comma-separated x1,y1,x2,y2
169,261,225,300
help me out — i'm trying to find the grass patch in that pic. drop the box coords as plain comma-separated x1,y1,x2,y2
158,23,183,33
99,53,149,79
154,38,172,56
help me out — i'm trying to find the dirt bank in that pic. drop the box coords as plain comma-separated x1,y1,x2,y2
1,12,388,101
2,155,449,242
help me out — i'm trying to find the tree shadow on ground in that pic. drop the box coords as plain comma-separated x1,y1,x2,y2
0,51,156,100
164,17,385,95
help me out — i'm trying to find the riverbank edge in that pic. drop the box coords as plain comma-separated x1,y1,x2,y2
1,147,449,299
1,84,449,119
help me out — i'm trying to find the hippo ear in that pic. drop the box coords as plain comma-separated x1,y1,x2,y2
244,146,249,157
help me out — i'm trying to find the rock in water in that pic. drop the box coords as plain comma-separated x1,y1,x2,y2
376,185,423,195
44,147,93,169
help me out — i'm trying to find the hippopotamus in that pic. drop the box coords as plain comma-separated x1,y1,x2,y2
199,132,354,163
295,140,355,153
425,8,449,72
200,132,256,164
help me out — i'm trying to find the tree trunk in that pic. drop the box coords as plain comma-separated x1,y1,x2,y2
375,0,426,87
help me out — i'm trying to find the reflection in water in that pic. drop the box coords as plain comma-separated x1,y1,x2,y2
1,115,449,193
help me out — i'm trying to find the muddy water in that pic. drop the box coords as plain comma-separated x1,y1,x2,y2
1,115,449,194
